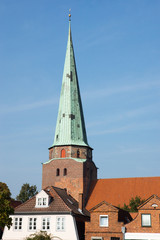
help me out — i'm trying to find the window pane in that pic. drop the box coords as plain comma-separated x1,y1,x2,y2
43,198,47,205
42,217,50,230
142,214,151,226
38,198,42,205
100,216,108,227
56,217,65,231
14,217,22,230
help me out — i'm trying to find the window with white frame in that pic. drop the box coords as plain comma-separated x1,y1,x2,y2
91,237,103,240
14,217,22,230
37,197,47,207
42,217,50,230
100,215,108,227
28,217,37,230
141,214,151,227
56,216,65,231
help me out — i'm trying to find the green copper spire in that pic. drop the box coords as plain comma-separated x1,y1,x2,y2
52,21,89,147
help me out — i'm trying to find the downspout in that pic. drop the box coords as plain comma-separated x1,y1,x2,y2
121,226,126,240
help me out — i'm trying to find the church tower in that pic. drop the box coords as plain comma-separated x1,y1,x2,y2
42,18,97,206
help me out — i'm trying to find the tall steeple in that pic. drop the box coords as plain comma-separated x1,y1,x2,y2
52,19,89,148
42,17,97,205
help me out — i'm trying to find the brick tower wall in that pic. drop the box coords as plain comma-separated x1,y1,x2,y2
42,145,97,204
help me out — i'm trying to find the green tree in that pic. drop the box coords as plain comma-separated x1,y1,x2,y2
25,231,63,240
16,183,38,203
122,196,145,212
0,182,14,229
26,231,52,240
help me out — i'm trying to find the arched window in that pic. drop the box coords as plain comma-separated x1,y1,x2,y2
77,149,80,158
56,168,60,176
61,149,66,158
63,168,67,176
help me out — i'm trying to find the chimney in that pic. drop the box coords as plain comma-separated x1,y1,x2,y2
79,193,83,211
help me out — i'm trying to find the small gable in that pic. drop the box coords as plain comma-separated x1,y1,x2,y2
90,201,118,213
138,195,160,210
35,189,50,208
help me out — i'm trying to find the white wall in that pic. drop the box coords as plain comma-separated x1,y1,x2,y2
125,232,160,240
2,214,79,240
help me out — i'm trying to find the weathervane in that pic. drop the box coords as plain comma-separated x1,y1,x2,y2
69,9,71,21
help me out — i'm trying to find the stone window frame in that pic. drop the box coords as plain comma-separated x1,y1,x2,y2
99,215,109,227
141,213,151,227
14,217,23,231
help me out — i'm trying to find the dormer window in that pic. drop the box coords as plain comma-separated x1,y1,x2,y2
37,197,47,206
35,190,49,208
37,197,47,207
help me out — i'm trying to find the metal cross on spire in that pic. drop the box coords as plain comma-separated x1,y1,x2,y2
69,9,71,21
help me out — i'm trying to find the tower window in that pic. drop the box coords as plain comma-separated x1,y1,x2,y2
63,168,67,176
77,149,80,158
61,149,66,158
56,168,60,176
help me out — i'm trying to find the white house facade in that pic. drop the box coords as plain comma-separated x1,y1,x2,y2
3,213,79,240
2,187,89,240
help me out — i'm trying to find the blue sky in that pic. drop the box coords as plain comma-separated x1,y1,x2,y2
0,0,160,198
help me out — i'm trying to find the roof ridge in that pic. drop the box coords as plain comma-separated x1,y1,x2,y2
98,176,160,181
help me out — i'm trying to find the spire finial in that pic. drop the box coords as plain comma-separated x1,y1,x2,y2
69,9,71,21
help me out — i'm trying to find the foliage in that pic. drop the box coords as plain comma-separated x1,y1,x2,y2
122,196,145,212
0,182,14,229
25,231,52,240
16,183,38,203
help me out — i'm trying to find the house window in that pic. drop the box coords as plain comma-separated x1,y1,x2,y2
14,217,22,230
111,238,120,240
91,238,103,240
42,217,50,230
63,168,67,176
37,197,47,206
56,217,65,231
56,168,60,176
100,215,108,227
29,218,37,230
141,214,151,227
61,149,66,158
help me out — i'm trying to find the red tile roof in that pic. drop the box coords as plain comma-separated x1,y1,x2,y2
15,186,89,217
86,177,160,210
